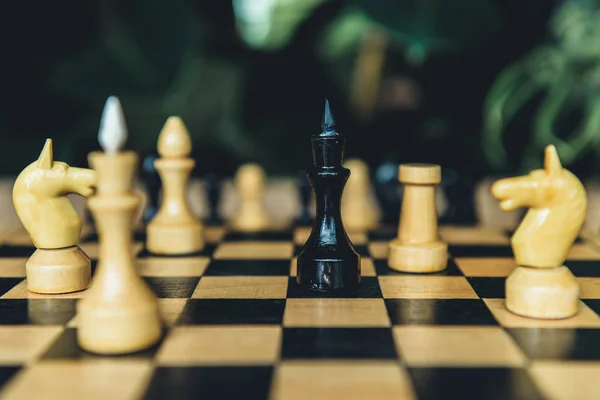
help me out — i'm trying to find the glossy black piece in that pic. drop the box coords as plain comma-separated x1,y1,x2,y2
204,172,222,225
142,153,161,223
296,99,360,292
287,277,382,298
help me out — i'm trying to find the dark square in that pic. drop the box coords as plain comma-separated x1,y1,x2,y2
143,277,200,298
584,299,600,315
385,299,498,325
282,328,397,359
0,299,76,325
448,244,513,258
566,261,600,277
286,277,382,298
467,277,505,299
224,230,293,242
373,258,463,277
408,367,543,400
0,367,21,390
143,366,273,400
508,328,600,360
0,245,35,258
137,244,216,258
42,328,162,360
0,278,24,296
203,260,290,276
177,299,285,325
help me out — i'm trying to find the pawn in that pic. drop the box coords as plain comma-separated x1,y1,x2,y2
342,159,380,231
388,164,447,273
147,117,204,254
230,163,270,232
12,139,96,294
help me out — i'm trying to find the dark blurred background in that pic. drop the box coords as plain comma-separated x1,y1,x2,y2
3,0,600,181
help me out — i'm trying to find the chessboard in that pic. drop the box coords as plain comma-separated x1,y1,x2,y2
0,223,598,400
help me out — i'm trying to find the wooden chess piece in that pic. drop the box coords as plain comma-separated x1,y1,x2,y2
229,163,271,232
491,144,586,319
147,117,204,254
297,99,361,292
388,164,447,273
342,158,380,231
12,139,96,294
77,96,161,354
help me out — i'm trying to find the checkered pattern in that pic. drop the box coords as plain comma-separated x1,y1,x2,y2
0,225,599,400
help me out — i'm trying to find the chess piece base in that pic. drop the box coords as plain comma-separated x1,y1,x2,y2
387,239,447,273
297,257,361,292
77,301,162,355
506,265,579,319
26,246,91,294
147,222,204,255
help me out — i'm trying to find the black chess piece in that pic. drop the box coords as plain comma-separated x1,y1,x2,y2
373,162,402,226
295,170,312,226
204,172,222,225
297,99,360,292
142,153,161,224
438,168,478,225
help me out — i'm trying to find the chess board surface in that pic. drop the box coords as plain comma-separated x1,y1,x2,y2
0,224,599,400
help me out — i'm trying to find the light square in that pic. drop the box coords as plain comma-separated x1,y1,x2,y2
567,244,600,260
529,361,600,400
2,280,85,299
378,276,478,299
578,278,600,299
439,226,509,245
289,258,376,277
0,360,153,400
271,361,417,400
393,326,525,367
0,259,26,277
484,299,600,327
0,326,63,365
156,326,281,365
283,298,390,327
136,257,210,277
192,276,288,299
213,242,293,259
455,257,517,277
